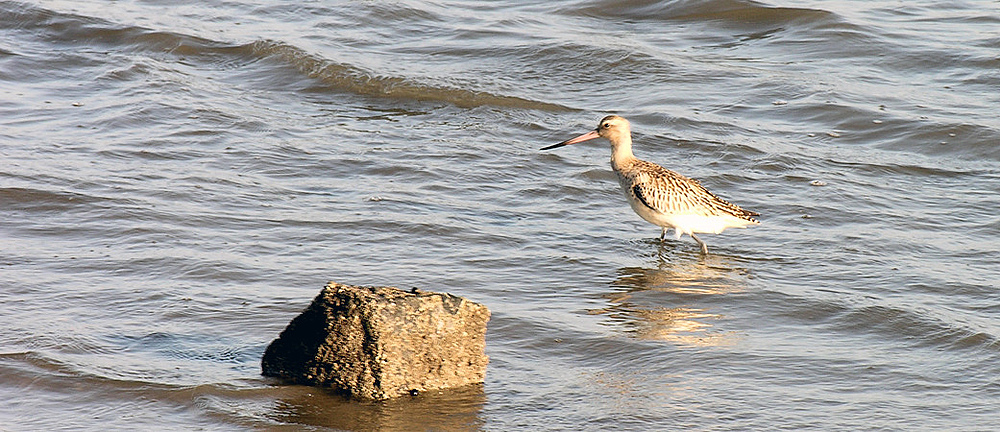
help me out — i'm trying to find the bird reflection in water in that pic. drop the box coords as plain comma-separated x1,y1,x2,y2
591,246,750,347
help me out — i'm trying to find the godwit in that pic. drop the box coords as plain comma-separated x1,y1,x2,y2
541,115,759,254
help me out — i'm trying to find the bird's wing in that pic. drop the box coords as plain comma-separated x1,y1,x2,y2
628,160,760,220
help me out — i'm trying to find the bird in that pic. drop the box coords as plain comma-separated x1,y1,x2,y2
541,115,759,254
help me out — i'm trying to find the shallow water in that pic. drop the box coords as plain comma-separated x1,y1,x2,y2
3,0,1000,430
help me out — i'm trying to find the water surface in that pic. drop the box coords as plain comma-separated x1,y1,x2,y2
3,0,1000,430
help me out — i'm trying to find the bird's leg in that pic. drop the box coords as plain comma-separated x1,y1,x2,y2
690,234,708,254
660,228,668,242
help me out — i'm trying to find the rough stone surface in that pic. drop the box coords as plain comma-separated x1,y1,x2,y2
261,281,490,400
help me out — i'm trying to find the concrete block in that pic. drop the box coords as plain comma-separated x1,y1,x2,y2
261,282,490,400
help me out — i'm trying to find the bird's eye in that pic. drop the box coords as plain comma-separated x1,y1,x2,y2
602,123,610,129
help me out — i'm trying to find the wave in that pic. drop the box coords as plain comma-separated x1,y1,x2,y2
574,0,837,27
0,1,568,111
240,40,570,111
770,288,1000,353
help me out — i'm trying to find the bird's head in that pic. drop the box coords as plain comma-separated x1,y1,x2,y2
541,115,631,150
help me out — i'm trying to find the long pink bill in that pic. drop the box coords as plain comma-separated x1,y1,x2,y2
540,129,600,150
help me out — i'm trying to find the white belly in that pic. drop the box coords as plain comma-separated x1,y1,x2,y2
623,190,757,238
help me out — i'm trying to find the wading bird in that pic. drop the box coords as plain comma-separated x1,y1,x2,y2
542,115,759,254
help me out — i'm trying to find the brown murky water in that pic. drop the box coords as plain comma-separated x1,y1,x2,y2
3,0,1000,430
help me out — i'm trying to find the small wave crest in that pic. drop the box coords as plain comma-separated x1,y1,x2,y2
241,40,570,111
577,0,836,27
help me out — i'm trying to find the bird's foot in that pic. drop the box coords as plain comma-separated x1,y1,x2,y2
691,234,709,255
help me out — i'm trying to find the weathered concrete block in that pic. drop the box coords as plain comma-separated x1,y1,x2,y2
261,281,490,400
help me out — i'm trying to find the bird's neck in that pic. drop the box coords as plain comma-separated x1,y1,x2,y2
610,136,636,169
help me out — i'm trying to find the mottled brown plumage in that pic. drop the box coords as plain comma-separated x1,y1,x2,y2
619,158,759,220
